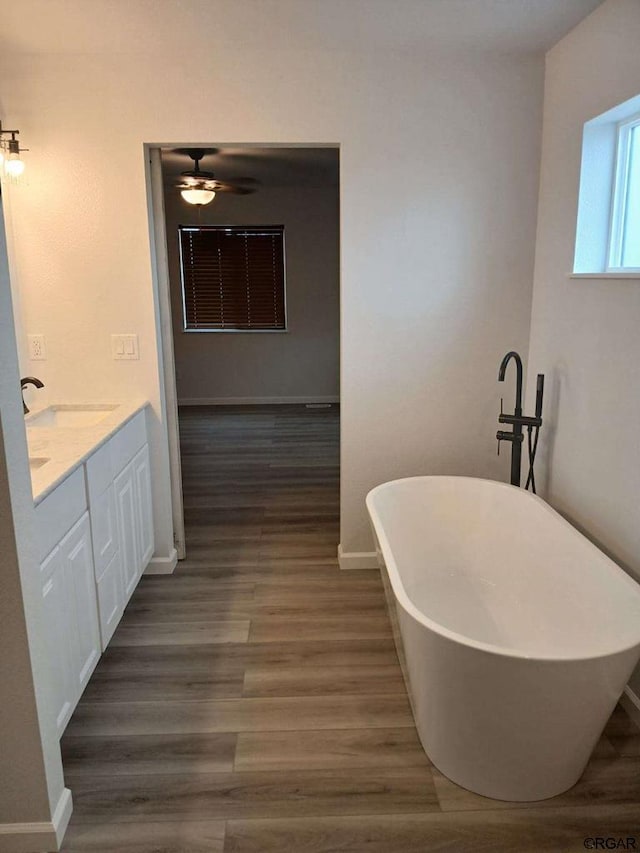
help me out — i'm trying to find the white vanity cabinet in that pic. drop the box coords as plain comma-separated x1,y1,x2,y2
36,406,154,735
114,461,140,599
60,513,102,694
40,547,75,735
89,410,154,641
89,480,119,575
133,445,154,571
89,480,124,647
95,549,124,648
113,448,154,597
36,471,101,736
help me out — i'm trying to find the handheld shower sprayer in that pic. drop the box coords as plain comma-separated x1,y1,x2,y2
524,373,545,493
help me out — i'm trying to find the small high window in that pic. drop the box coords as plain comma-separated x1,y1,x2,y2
179,225,286,331
574,93,640,275
608,114,640,271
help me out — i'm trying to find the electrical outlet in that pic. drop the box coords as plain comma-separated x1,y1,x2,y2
111,334,139,360
28,334,47,360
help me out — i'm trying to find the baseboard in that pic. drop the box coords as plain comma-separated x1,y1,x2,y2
337,544,379,570
52,788,73,848
178,396,339,406
144,548,178,575
0,787,72,852
622,686,640,730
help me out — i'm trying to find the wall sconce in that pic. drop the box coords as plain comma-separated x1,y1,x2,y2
0,122,28,178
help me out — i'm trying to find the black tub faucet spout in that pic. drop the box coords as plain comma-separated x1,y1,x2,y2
497,352,524,487
498,351,523,416
496,352,543,490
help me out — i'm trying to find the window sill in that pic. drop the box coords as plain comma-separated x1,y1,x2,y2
569,272,640,280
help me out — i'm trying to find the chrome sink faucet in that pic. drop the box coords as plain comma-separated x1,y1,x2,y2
21,376,44,415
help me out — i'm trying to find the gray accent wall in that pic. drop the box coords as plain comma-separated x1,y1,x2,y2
163,183,340,404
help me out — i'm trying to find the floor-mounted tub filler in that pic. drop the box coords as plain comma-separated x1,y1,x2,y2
366,476,640,801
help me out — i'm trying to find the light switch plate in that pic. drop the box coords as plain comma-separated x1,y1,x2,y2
28,334,47,360
111,334,139,360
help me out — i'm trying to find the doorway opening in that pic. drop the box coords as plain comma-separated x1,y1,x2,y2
148,144,340,562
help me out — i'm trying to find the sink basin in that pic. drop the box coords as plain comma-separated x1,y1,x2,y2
29,456,50,470
27,405,118,429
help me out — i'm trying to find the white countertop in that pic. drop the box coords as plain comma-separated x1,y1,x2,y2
26,400,150,506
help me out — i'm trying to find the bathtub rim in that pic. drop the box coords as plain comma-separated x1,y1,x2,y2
366,475,640,664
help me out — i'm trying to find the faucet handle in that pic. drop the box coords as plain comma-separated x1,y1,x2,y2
500,396,504,416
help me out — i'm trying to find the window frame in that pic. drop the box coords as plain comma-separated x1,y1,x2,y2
178,224,288,334
607,112,640,273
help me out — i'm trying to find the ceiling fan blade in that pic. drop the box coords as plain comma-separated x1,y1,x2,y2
176,176,217,188
179,169,216,181
212,183,256,195
225,176,261,187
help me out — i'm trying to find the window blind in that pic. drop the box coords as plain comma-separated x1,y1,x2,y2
179,225,286,331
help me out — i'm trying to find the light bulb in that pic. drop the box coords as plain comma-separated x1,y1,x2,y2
5,153,25,177
181,188,215,205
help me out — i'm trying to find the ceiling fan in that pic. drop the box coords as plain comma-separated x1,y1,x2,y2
174,148,258,205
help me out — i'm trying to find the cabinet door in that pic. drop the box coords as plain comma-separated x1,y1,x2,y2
40,547,75,736
59,513,101,695
114,460,140,600
133,444,154,575
90,483,118,579
96,549,124,648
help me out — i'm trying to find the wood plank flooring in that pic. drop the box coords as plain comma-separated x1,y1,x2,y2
60,405,640,852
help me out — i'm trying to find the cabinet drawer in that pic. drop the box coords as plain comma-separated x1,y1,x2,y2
85,439,112,503
90,484,118,579
35,467,87,564
86,408,148,498
109,410,147,478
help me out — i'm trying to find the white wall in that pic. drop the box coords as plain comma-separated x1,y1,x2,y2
1,154,176,570
0,1,543,563
525,0,640,692
164,183,340,403
0,201,69,849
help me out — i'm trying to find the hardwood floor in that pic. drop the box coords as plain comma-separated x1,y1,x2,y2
60,405,640,852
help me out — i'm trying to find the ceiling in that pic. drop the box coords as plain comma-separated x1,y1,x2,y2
0,0,604,56
161,147,339,189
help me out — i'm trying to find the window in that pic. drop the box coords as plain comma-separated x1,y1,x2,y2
608,115,640,271
179,225,286,331
574,93,640,275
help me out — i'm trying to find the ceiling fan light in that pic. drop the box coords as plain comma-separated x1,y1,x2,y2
181,188,215,205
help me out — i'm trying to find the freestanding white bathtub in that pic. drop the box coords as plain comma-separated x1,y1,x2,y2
366,476,640,801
